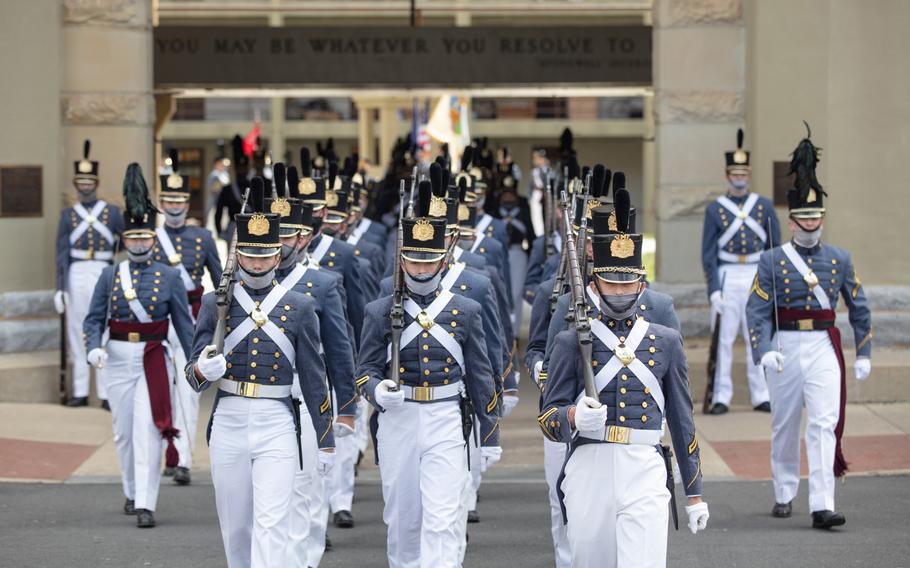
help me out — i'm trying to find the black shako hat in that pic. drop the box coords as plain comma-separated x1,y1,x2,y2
401,179,447,263
235,176,281,257
592,188,644,283
74,139,99,181
787,121,827,219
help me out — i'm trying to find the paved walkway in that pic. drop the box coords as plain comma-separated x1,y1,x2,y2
2,391,909,484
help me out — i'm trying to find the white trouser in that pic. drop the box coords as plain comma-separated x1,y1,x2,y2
67,260,108,398
455,421,482,564
766,330,840,512
210,396,298,568
562,443,670,568
329,427,358,513
508,244,529,331
544,437,572,568
104,339,167,511
379,400,466,568
167,322,198,469
287,402,319,567
713,263,770,406
355,398,370,453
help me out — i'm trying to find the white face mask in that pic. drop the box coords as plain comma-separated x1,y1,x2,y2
279,243,298,269
728,179,749,195
127,244,152,263
793,225,822,248
163,208,188,227
404,271,441,296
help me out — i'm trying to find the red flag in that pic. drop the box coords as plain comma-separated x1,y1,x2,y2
242,121,261,158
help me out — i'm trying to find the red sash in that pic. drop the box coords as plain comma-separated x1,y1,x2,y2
109,319,180,468
187,287,204,319
777,308,848,477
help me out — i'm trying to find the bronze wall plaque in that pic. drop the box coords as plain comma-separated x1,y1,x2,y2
772,161,793,207
154,26,652,88
0,166,42,217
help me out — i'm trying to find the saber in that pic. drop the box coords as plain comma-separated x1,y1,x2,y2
768,217,783,372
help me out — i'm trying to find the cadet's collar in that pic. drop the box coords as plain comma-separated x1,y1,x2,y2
601,313,638,331
275,265,292,278
165,223,186,233
128,259,152,269
307,233,323,251
792,240,822,255
724,191,748,203
407,289,440,306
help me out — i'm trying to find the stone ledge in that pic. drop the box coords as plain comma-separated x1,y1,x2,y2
61,92,155,127
0,320,58,354
655,184,723,220
0,291,55,319
656,0,743,28
63,0,149,30
656,90,745,124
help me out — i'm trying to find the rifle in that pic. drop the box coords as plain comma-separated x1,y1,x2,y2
561,187,598,400
544,174,555,258
211,188,250,353
388,179,408,391
406,166,418,218
704,272,726,413
59,311,67,404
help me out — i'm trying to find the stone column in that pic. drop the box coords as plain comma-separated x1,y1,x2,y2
356,102,376,165
378,101,401,171
652,0,746,282
62,0,155,204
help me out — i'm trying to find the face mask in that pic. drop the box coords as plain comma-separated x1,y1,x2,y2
76,186,97,203
321,223,338,236
600,290,641,320
164,208,188,227
457,238,474,249
729,179,749,193
127,244,152,263
279,244,298,269
475,195,486,209
404,271,441,296
238,264,276,289
793,225,822,248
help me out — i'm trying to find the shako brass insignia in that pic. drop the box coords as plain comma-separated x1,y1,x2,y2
608,211,617,232
270,198,291,217
733,149,747,164
78,160,92,173
299,178,316,195
247,213,269,236
503,176,514,188
412,218,434,241
429,196,447,218
610,234,635,259
586,199,600,220
326,191,339,208
166,173,184,190
807,188,817,203
457,204,470,222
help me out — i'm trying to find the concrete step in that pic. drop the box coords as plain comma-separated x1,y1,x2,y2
684,341,910,406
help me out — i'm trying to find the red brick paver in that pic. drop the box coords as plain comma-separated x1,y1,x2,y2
0,437,98,481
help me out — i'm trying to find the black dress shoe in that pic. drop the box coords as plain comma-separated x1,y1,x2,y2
708,403,729,415
333,510,354,528
173,467,191,486
65,396,88,407
123,499,136,515
136,509,156,528
812,510,846,529
163,466,176,477
772,501,792,518
324,534,333,551
467,510,480,523
100,400,111,411
754,401,771,412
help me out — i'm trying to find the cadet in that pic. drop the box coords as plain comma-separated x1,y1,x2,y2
702,129,780,414
187,177,334,567
746,124,872,529
298,148,368,348
83,163,194,528
356,194,501,568
152,149,222,485
345,170,389,250
540,190,708,568
55,139,124,407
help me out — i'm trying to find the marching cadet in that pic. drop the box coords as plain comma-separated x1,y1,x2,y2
266,163,357,566
83,163,194,528
539,189,708,568
356,187,501,568
702,129,780,414
530,172,682,568
55,139,124,407
345,170,389,250
298,148,368,348
152,149,222,486
746,124,871,529
489,148,536,334
187,176,335,567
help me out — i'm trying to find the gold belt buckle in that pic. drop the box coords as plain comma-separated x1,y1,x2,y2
86,249,94,260
739,254,747,264
127,332,140,342
237,381,260,398
412,386,433,402
605,425,631,444
797,319,814,331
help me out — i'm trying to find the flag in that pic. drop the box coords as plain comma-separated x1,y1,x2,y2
242,120,261,158
426,95,470,168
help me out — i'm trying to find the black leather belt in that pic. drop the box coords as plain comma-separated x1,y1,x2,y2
777,319,835,331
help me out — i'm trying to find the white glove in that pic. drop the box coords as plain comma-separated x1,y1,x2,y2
481,446,502,473
375,379,405,411
854,357,871,381
709,290,724,314
532,360,544,387
317,449,336,477
196,345,227,382
760,351,785,373
685,501,710,534
573,396,607,431
53,290,67,315
334,419,356,438
87,348,107,369
502,393,519,418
